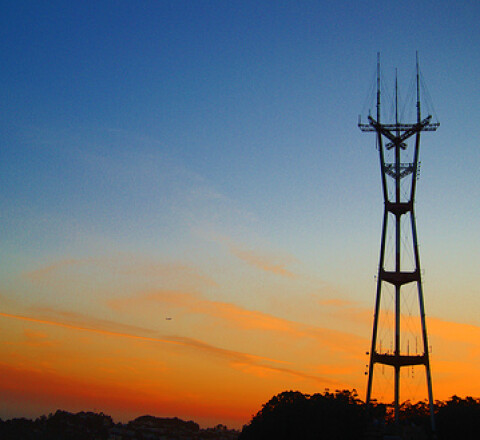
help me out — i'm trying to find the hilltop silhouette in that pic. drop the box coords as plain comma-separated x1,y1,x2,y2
0,411,238,440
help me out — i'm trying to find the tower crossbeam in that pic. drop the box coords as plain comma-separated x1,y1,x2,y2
358,122,440,132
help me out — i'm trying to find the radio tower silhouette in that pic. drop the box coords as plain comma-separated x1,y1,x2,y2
359,53,439,431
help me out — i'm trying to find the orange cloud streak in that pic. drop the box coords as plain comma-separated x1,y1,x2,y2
0,311,329,384
108,290,368,357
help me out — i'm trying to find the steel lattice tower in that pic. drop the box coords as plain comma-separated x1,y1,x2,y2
358,54,439,430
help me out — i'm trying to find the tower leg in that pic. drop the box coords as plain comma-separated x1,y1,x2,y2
366,210,389,405
410,210,436,433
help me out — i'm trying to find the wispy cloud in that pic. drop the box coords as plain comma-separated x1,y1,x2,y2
202,232,298,278
224,241,297,278
108,290,300,334
108,290,367,355
23,258,81,282
28,307,160,336
22,329,57,348
0,311,330,385
231,362,335,385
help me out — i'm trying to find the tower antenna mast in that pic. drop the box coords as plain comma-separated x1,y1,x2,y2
359,53,439,433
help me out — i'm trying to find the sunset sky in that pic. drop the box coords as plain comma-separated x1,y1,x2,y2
1,0,479,429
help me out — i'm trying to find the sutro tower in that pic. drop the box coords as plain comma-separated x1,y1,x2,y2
358,53,439,430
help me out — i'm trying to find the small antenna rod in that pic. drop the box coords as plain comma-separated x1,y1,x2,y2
395,68,399,129
416,51,421,123
377,52,381,123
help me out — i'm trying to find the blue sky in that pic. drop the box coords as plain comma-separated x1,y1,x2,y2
0,0,479,424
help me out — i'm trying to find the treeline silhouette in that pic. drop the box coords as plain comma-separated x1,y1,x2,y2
239,390,480,440
0,411,238,440
0,411,113,440
2,391,479,439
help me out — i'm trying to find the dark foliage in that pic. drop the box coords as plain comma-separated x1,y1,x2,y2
0,410,238,440
128,414,200,432
0,410,113,440
240,391,480,440
0,417,38,440
239,389,371,440
396,396,480,439
435,396,480,440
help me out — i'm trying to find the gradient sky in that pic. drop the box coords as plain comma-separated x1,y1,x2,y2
1,0,479,429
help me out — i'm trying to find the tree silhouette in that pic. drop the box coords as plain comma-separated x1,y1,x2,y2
0,410,113,440
239,389,370,440
435,396,480,440
240,391,480,440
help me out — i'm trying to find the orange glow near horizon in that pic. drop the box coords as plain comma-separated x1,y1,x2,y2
2,291,480,428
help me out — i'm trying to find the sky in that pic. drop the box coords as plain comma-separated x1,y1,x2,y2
0,0,479,429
